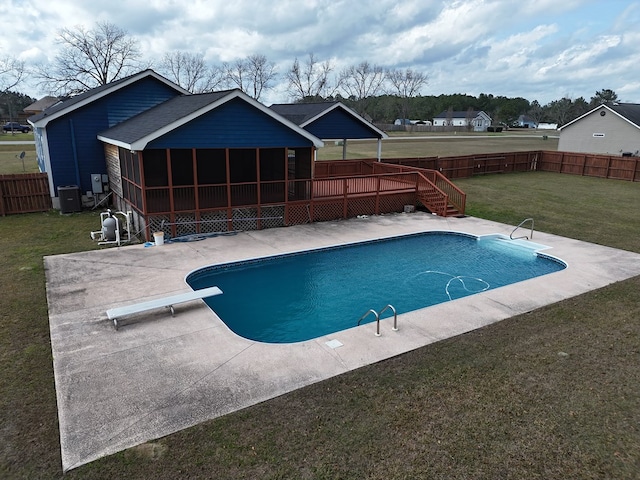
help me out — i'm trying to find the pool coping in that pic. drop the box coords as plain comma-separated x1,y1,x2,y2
44,212,640,471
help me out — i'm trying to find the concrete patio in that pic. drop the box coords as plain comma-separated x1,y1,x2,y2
44,212,640,471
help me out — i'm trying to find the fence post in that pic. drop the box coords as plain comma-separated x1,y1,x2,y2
343,178,348,218
0,179,5,216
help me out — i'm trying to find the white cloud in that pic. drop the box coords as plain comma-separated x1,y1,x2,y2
1,0,638,104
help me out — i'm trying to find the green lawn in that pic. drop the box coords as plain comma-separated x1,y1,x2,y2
318,132,558,160
1,173,639,479
0,141,38,174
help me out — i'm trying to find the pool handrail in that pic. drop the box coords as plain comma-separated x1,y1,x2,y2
379,304,398,332
357,305,398,336
357,309,380,336
511,218,534,240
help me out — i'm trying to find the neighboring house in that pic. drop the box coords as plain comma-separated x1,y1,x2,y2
28,70,189,209
270,101,387,159
515,114,538,128
23,96,61,116
558,103,640,156
97,89,324,238
432,110,492,131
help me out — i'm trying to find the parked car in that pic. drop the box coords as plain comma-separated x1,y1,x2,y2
3,122,31,133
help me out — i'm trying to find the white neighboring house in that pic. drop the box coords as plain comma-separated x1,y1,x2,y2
432,110,492,131
558,103,640,156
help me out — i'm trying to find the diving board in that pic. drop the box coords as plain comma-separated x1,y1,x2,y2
106,286,222,330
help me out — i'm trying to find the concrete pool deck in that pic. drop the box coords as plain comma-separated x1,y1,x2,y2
44,212,640,471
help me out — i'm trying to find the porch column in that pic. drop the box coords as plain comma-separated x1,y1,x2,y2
377,138,382,161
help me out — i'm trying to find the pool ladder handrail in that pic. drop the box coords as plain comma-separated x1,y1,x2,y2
357,304,398,336
510,217,534,240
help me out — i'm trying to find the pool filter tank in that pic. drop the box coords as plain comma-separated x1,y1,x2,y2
101,210,118,241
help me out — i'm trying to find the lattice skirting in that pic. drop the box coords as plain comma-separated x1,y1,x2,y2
346,197,377,217
286,203,311,226
379,193,416,214
143,194,415,240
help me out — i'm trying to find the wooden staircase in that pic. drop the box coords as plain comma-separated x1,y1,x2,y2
415,172,466,217
372,162,466,217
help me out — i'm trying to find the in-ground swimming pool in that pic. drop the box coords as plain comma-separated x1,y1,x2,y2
186,232,566,343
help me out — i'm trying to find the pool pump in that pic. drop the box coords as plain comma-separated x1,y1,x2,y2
90,209,133,246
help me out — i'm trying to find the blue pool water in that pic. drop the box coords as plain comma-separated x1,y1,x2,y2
186,232,566,343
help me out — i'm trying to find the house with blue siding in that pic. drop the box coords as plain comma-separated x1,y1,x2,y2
28,70,188,209
97,89,324,239
269,102,387,159
27,71,457,240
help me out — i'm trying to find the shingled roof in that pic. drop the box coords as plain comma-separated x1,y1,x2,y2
269,102,341,126
28,70,188,126
98,89,323,150
607,103,640,128
269,101,387,139
559,102,640,131
97,91,233,146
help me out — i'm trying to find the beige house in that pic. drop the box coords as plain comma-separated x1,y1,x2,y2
558,103,640,156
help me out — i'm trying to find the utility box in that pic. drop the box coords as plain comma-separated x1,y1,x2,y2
58,185,82,213
91,173,103,193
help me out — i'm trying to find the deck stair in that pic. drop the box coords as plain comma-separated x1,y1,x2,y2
415,172,465,217
372,162,466,217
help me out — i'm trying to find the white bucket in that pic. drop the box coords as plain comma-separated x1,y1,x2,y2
153,231,165,246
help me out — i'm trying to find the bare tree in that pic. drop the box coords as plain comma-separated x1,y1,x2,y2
338,61,385,115
224,54,277,101
159,51,224,93
34,21,144,96
0,55,26,124
0,55,26,93
286,53,339,102
386,68,428,120
465,107,475,131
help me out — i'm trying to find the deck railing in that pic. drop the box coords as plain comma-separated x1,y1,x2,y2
371,162,466,215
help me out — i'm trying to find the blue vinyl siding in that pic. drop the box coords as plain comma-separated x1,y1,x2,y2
46,77,182,193
305,108,381,139
147,98,315,149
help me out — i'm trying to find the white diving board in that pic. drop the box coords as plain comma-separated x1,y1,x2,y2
106,286,222,330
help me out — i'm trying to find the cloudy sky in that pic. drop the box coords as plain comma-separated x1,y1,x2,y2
2,0,639,105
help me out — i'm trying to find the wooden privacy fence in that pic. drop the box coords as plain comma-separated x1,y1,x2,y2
377,151,640,181
537,151,640,181
0,173,51,215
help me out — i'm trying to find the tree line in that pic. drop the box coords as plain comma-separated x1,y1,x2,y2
0,21,621,127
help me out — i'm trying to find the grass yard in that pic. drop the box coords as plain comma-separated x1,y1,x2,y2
318,131,559,160
1,172,640,479
0,142,38,174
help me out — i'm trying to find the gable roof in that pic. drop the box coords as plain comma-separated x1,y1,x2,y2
98,89,324,150
559,103,640,131
28,69,189,127
269,101,387,139
23,96,61,114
